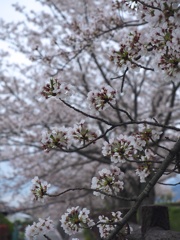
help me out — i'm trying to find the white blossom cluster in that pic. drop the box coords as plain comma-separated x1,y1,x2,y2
41,78,73,99
112,0,180,80
101,123,159,182
87,85,117,112
60,206,95,235
98,211,122,238
31,176,51,202
135,167,150,183
110,31,142,69
41,120,159,183
41,120,99,151
25,217,54,240
102,135,135,163
134,123,162,151
136,123,162,143
91,166,124,199
41,127,70,152
140,149,157,162
70,119,99,145
125,0,138,10
41,82,117,115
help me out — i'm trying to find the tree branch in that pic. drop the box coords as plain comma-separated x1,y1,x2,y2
60,99,113,126
106,138,180,240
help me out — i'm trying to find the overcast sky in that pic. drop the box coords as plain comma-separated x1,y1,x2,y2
1,0,22,21
0,0,41,21
0,0,42,64
0,1,36,205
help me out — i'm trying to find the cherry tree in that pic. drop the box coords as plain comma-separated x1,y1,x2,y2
0,0,180,239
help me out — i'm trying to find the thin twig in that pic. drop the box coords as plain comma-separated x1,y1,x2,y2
46,187,137,201
108,102,133,121
121,67,128,92
157,181,180,186
136,0,162,11
43,234,52,240
130,59,154,71
60,99,113,126
114,120,180,132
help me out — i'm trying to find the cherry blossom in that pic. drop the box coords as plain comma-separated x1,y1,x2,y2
60,206,95,236
41,127,70,152
69,119,99,146
140,149,157,162
112,0,180,79
126,1,138,10
25,217,54,240
31,176,51,202
137,123,162,142
91,166,124,199
87,85,117,112
98,211,123,238
135,167,150,183
102,135,135,163
41,78,73,100
110,31,142,69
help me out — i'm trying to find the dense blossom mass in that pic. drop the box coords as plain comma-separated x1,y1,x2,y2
2,0,178,239
111,0,180,80
41,119,99,150
97,211,123,238
25,217,54,240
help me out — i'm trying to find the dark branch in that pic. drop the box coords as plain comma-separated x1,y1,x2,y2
105,138,180,240
46,187,137,202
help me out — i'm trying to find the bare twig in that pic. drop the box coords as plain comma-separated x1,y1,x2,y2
43,234,52,240
136,0,162,11
108,102,134,121
121,67,128,92
130,59,154,71
60,99,113,126
157,181,180,186
46,187,137,202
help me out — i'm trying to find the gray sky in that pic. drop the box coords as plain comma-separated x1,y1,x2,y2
0,0,41,21
0,0,42,64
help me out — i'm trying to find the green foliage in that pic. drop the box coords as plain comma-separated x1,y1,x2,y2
168,206,180,232
156,193,174,203
0,213,14,234
13,220,33,240
83,229,97,240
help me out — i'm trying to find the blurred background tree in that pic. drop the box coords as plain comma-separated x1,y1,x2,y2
0,1,179,238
